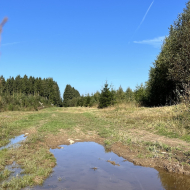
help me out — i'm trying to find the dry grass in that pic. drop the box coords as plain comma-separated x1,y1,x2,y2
88,103,190,149
0,103,190,189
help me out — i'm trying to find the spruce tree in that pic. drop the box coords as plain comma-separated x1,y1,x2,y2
63,85,79,107
15,75,22,94
22,75,29,95
6,77,14,95
116,86,125,102
0,76,6,94
28,76,35,95
98,82,114,108
125,87,134,102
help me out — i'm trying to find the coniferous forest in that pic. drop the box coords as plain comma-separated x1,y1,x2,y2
0,75,62,111
139,1,190,107
1,2,190,110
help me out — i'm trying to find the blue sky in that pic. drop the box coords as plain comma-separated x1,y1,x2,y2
0,0,188,96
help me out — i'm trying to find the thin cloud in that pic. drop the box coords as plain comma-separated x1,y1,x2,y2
1,41,20,46
133,36,165,48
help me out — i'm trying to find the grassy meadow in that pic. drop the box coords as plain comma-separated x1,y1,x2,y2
0,103,190,189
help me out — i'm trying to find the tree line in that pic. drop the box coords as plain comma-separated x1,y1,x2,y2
1,1,190,110
0,75,62,111
141,1,190,106
63,1,190,108
62,82,136,108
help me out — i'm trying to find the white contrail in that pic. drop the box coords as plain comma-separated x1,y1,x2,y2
132,1,154,38
138,1,154,30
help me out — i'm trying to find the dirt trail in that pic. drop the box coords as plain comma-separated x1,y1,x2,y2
42,126,190,176
127,128,190,150
5,106,190,177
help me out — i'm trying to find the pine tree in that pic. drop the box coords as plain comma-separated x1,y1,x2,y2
134,84,148,105
6,77,14,95
63,85,72,107
22,75,29,95
14,75,22,94
28,76,35,95
0,76,6,94
125,87,134,102
94,91,100,101
63,85,80,107
98,82,114,108
116,86,125,102
84,94,91,107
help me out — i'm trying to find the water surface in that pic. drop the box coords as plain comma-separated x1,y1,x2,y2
30,142,190,190
0,161,24,186
0,134,26,150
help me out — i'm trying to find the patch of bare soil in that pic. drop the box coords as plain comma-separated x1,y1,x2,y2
43,128,190,176
44,129,104,149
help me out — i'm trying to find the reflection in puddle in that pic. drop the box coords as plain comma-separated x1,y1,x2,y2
0,134,26,150
28,142,190,190
0,162,25,189
0,135,27,186
0,161,24,185
157,168,190,190
5,162,23,177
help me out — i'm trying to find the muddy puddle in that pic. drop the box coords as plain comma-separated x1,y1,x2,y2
0,135,27,186
0,134,26,150
29,142,190,190
0,161,24,185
